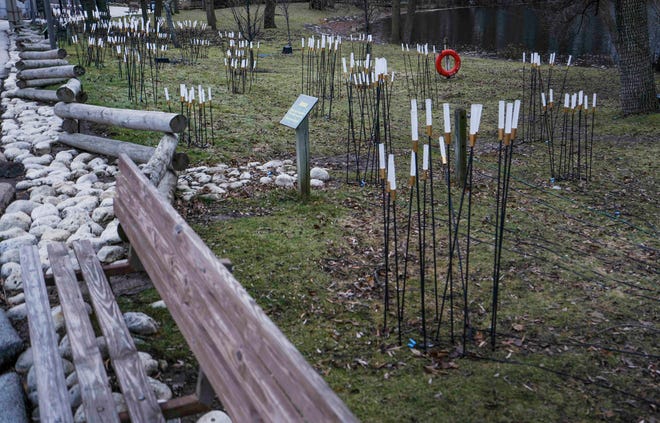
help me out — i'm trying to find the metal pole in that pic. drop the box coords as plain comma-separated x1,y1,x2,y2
295,116,310,202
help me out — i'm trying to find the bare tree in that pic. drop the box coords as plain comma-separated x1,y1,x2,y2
230,0,263,41
278,0,293,47
356,0,383,33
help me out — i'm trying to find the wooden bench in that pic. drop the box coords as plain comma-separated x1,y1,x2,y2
20,154,357,422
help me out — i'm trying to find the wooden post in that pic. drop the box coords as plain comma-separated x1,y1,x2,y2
56,78,83,103
42,0,57,49
454,108,467,187
295,116,310,202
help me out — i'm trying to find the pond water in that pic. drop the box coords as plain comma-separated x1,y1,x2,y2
374,6,614,58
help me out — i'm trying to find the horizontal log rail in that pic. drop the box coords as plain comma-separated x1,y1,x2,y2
54,102,187,133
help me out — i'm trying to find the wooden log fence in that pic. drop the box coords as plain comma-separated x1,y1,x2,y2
18,48,67,60
57,133,189,170
3,88,59,103
17,65,85,81
54,102,187,133
16,59,70,71
16,78,68,89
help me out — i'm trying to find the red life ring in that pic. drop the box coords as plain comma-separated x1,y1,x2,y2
435,49,461,78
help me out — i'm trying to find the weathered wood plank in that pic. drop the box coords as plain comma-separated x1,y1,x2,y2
73,240,165,423
17,65,85,81
54,102,187,133
115,155,357,422
48,242,119,423
19,245,74,423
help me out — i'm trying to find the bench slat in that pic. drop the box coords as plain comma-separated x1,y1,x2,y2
73,240,165,423
19,245,74,423
115,155,357,422
48,242,120,423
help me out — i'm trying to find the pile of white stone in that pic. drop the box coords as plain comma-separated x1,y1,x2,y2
177,159,331,201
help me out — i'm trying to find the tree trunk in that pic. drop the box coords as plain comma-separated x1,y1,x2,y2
205,0,217,30
154,0,162,18
609,0,658,114
264,0,276,29
391,0,401,43
403,0,417,44
140,0,149,24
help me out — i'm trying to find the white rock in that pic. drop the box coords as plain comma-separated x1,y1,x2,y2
148,377,172,401
124,312,159,335
33,141,52,155
5,200,39,215
76,173,98,186
66,224,93,244
3,147,24,160
100,220,121,244
7,303,27,321
150,300,166,309
92,206,114,224
7,292,25,305
0,234,37,254
197,411,233,423
196,173,212,184
275,174,295,188
54,151,73,165
259,176,273,185
239,171,251,180
263,160,283,169
74,392,127,423
1,262,21,279
139,352,159,375
41,229,72,242
22,154,53,166
310,179,325,188
310,167,330,181
54,181,78,196
57,212,92,233
15,348,33,374
30,188,59,206
0,211,31,232
31,203,59,220
72,152,94,163
97,245,126,263
0,227,29,241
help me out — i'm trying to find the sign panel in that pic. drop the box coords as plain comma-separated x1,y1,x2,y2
280,94,318,129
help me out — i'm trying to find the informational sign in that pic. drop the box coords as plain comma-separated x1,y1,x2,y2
280,94,318,129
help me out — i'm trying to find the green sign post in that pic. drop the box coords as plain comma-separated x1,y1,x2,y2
280,94,318,202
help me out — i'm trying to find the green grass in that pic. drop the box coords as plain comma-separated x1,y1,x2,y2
72,4,660,421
